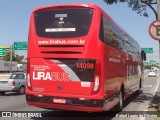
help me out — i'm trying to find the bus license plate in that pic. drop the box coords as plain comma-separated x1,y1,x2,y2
53,98,66,104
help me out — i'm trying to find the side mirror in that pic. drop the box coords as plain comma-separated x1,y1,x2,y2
141,50,146,61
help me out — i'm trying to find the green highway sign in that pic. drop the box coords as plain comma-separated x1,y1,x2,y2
13,42,28,50
0,48,6,56
142,48,153,54
150,60,156,64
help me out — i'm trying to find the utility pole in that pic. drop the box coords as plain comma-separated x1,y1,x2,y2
10,45,12,73
157,0,160,63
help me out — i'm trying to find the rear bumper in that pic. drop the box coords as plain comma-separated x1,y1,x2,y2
26,94,104,112
0,86,18,92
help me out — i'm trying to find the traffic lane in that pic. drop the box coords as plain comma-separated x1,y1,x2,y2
130,72,159,109
0,74,45,111
145,71,160,117
142,73,160,109
0,93,46,111
110,74,160,120
143,74,159,93
144,70,159,77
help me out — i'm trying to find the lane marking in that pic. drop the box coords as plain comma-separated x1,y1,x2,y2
143,85,152,87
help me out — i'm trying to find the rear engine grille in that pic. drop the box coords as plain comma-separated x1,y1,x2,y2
39,45,84,54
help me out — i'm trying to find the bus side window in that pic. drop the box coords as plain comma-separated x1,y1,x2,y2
102,15,112,46
110,34,119,49
109,20,123,50
117,38,124,50
99,15,104,42
99,14,112,46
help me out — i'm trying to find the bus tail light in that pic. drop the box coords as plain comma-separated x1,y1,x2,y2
92,75,101,95
93,76,99,91
27,73,32,91
92,60,101,95
27,58,32,90
27,73,31,87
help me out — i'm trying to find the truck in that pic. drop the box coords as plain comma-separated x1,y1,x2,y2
0,60,18,72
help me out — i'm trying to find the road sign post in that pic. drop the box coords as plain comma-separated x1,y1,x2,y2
13,42,28,50
10,45,12,73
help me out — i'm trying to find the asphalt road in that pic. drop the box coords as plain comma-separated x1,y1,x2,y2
111,71,160,120
0,71,160,120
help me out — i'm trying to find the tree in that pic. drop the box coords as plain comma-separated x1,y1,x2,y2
103,0,157,19
3,52,24,63
15,55,24,63
3,52,16,61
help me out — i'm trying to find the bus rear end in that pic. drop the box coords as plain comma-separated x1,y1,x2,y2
26,4,105,112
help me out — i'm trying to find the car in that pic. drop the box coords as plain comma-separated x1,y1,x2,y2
148,70,156,77
0,72,26,95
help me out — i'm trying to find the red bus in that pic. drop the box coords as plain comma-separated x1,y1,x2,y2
26,4,146,112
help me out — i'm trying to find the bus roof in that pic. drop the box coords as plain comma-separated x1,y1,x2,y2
32,3,101,13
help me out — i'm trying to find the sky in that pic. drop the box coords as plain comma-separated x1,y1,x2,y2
0,0,158,62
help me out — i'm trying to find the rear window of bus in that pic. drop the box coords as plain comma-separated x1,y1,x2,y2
34,8,93,38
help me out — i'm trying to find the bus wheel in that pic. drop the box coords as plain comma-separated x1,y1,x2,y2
118,88,124,111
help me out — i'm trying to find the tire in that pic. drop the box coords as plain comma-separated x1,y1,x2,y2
118,88,124,111
18,86,25,95
0,91,6,95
